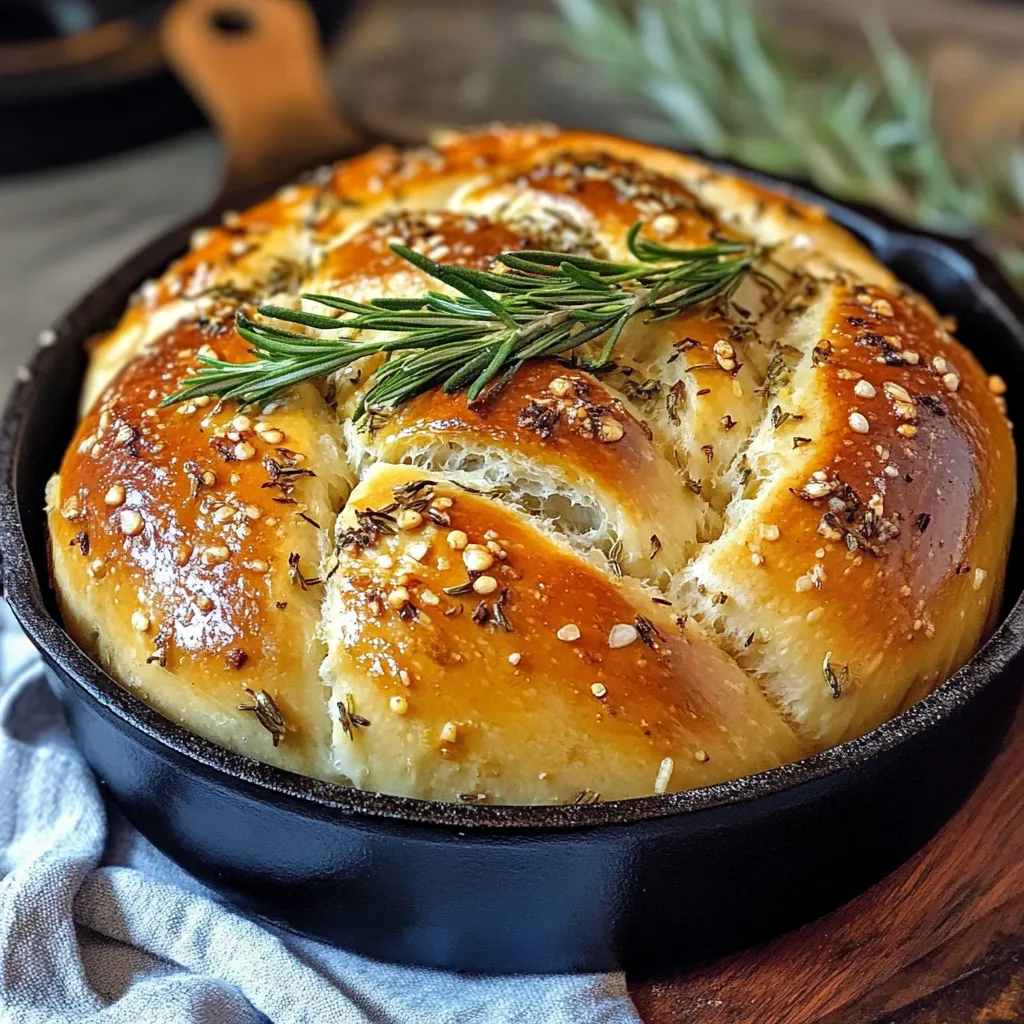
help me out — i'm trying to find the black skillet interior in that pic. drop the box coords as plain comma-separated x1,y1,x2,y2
3,163,1024,974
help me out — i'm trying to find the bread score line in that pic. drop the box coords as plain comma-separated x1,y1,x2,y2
47,125,1015,804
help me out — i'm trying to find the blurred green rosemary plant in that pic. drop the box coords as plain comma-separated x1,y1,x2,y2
555,0,1024,282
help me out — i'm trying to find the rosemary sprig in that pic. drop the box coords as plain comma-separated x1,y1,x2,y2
556,0,1024,283
163,224,756,416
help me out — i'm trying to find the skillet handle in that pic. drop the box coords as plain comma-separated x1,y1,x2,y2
161,0,366,204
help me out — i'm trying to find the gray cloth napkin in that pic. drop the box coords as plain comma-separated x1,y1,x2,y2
0,608,640,1024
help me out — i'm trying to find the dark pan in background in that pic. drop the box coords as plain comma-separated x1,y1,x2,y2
0,0,356,173
2,0,1024,976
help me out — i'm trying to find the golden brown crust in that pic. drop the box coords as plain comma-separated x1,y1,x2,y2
50,319,349,779
81,185,324,414
308,209,531,312
687,277,1014,743
50,124,1015,803
322,465,806,802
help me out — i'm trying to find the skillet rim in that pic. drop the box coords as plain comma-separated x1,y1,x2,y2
3,156,1024,831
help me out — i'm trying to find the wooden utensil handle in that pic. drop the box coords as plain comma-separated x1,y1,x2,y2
161,0,364,202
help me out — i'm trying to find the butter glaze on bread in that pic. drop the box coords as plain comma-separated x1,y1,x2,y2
48,125,1015,803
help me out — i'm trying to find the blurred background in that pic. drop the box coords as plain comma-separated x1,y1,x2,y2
2,0,1023,393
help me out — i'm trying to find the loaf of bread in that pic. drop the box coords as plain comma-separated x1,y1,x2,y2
47,125,1015,803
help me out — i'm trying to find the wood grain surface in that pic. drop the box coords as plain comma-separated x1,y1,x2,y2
629,698,1024,1022
163,0,363,197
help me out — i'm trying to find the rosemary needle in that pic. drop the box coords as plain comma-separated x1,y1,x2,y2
164,222,757,417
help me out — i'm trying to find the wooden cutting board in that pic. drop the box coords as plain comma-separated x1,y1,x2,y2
628,698,1024,1023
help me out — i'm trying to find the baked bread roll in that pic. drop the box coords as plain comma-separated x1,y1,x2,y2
47,125,1015,804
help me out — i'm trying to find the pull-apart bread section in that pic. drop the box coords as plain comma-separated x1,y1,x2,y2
322,464,803,803
48,126,1015,804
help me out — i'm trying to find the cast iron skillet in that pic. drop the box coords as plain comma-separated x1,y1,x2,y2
4,8,1024,979
5,175,1024,978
